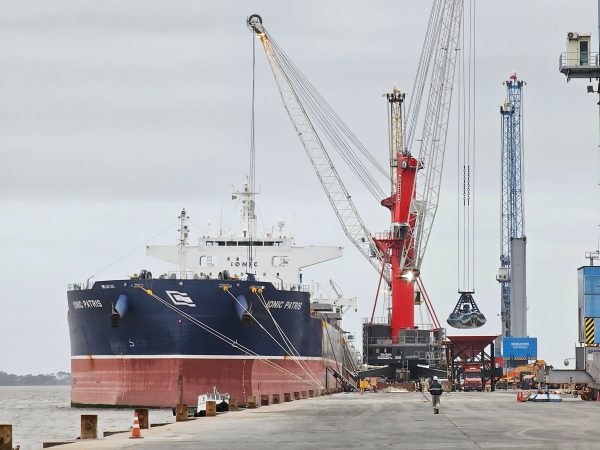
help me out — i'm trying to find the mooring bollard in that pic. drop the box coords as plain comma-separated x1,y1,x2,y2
284,392,292,402
293,391,300,400
229,398,238,411
260,394,270,406
80,415,97,439
205,400,217,417
247,396,257,408
175,404,188,422
0,424,12,450
134,409,149,429
272,393,280,404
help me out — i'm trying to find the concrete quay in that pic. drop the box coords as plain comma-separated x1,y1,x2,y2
58,391,600,449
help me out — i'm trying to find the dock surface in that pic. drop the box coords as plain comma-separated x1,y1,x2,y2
58,391,600,449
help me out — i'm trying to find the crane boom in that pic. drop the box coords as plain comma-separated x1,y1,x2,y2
247,15,388,282
249,2,464,336
403,0,464,271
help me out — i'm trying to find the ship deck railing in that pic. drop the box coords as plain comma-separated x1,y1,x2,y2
68,281,92,291
157,271,204,280
68,272,311,291
275,282,310,292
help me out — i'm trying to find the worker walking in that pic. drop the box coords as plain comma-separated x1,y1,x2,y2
428,376,443,414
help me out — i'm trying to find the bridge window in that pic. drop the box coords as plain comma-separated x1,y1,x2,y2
272,256,289,267
199,256,216,267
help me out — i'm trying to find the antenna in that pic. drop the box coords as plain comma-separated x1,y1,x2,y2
177,208,190,273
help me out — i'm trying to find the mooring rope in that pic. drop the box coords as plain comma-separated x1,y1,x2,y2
254,291,324,388
136,287,303,381
226,289,323,388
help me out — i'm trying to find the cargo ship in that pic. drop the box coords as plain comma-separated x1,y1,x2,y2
67,184,358,407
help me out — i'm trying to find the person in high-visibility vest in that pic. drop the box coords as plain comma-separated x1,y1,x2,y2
359,378,368,394
428,376,443,414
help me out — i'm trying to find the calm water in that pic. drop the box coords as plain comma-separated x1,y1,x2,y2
0,386,174,449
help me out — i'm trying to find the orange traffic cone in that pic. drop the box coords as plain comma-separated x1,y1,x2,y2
130,412,144,439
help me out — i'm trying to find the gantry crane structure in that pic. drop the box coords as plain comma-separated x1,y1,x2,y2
497,72,527,338
248,0,463,378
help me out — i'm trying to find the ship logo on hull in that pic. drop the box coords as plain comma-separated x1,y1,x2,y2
165,291,196,307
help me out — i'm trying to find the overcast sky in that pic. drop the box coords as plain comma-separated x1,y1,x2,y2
1,1,599,374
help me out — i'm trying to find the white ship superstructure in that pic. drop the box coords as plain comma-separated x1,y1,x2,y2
146,184,343,287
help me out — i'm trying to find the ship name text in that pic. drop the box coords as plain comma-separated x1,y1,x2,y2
265,300,302,311
72,299,103,309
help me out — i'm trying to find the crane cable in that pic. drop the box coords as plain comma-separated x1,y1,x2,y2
225,289,325,388
405,0,443,150
263,32,387,201
248,30,257,272
241,289,325,387
255,290,324,376
137,287,309,382
85,220,177,284
456,0,476,293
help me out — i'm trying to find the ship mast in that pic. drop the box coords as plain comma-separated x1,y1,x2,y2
177,208,190,273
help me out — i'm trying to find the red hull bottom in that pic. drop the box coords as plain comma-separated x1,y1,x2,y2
71,357,338,407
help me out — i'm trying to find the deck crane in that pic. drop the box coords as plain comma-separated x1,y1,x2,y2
497,72,527,338
248,1,463,376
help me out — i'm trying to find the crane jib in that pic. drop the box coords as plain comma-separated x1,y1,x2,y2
247,2,465,332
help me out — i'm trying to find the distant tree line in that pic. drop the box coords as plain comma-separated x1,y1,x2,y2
0,371,70,386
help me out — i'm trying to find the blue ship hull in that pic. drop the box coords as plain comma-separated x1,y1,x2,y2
68,278,344,407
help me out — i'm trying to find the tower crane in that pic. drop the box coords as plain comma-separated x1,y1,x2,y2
497,72,527,338
248,0,464,376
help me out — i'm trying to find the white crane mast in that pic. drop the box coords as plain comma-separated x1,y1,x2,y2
403,0,464,271
247,15,387,282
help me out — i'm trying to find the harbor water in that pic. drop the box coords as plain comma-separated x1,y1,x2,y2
0,386,173,449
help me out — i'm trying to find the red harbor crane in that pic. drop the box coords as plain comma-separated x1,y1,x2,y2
248,0,464,378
